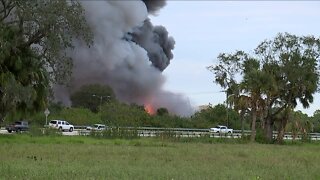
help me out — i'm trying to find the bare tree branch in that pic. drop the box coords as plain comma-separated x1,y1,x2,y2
0,0,15,22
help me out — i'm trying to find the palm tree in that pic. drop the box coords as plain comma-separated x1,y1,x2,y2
241,58,271,142
257,33,320,143
228,93,249,136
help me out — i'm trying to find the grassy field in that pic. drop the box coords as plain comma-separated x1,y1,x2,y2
0,135,320,179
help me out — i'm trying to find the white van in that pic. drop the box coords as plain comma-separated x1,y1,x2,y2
49,120,74,132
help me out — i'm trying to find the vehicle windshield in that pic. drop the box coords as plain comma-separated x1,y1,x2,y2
94,124,99,128
215,126,221,128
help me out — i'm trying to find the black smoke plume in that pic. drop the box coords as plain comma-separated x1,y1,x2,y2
54,0,194,116
142,0,167,14
131,19,175,71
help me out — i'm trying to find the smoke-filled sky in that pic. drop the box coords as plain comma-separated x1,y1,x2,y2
54,0,194,116
149,1,320,116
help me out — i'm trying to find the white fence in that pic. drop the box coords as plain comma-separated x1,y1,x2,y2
1,125,319,140
74,126,320,140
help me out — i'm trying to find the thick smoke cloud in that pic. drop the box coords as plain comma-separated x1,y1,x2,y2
131,19,175,71
142,0,167,14
54,0,194,116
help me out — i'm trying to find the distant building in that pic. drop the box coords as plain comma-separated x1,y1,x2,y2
198,104,211,111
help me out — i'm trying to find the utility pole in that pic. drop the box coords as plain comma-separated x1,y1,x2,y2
226,91,229,127
221,90,229,127
92,94,110,112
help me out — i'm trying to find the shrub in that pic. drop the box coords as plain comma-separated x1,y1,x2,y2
89,128,139,139
28,125,62,137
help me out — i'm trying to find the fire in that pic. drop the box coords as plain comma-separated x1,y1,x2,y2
144,104,156,115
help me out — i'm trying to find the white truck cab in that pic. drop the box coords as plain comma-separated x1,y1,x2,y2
210,125,233,134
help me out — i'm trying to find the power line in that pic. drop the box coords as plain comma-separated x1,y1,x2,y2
187,91,226,95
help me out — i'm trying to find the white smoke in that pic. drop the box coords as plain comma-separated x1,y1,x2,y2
54,0,195,117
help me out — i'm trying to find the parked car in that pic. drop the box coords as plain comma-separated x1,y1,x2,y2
86,124,106,131
210,125,233,134
49,120,74,132
6,121,29,133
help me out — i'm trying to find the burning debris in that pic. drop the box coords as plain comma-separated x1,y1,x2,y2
54,0,194,116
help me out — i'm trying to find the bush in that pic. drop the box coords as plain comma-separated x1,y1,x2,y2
48,107,101,125
28,125,62,137
89,128,139,139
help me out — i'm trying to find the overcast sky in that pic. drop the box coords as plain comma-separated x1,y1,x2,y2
150,1,320,116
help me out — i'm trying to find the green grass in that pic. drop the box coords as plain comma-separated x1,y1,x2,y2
0,135,320,179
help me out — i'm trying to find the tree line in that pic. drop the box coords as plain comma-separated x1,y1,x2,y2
208,33,320,143
2,83,320,143
1,1,320,144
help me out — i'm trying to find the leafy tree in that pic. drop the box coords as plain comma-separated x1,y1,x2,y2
0,26,49,122
100,102,193,128
191,104,242,129
209,52,269,142
151,115,192,128
48,107,101,125
286,110,311,140
70,84,115,113
228,93,251,135
311,110,320,132
257,33,320,143
101,102,150,127
241,58,270,142
0,0,92,122
192,104,222,127
209,33,320,143
156,107,169,116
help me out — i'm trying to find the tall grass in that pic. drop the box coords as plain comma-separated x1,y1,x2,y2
0,135,320,179
89,128,139,139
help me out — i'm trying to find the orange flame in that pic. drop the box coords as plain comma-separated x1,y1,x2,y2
144,104,156,115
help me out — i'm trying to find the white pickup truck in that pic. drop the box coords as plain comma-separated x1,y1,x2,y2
210,125,233,134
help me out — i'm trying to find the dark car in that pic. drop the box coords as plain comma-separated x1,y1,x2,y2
6,121,29,133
